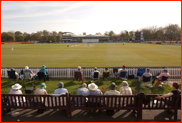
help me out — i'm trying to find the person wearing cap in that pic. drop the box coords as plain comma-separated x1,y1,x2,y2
76,83,88,105
34,83,48,102
119,81,132,95
54,82,68,94
104,82,120,115
39,65,49,81
83,83,103,112
91,67,101,78
152,69,170,85
8,83,25,105
75,66,85,82
118,65,128,79
24,66,36,79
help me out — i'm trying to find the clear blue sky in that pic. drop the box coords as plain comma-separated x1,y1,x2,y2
1,1,181,35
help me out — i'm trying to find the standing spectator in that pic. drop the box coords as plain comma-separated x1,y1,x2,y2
118,65,128,79
54,82,68,94
104,82,120,115
76,83,88,105
39,65,49,81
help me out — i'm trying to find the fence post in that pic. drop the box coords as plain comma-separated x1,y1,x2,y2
5,68,8,78
67,68,70,78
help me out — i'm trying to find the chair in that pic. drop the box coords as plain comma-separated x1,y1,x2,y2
73,71,82,82
7,71,17,82
38,72,46,82
92,72,100,81
161,76,169,85
103,72,110,80
23,72,32,82
143,76,152,82
22,83,35,94
119,71,127,80
113,68,119,78
137,68,145,77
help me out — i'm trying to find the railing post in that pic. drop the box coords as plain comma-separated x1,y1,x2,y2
67,68,70,78
66,93,71,117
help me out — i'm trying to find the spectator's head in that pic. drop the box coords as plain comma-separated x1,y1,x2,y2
94,67,97,71
88,83,98,90
41,65,46,69
172,82,179,90
12,83,22,90
78,66,81,70
82,83,87,88
109,82,117,90
39,83,46,89
146,68,150,73
58,82,64,88
122,81,128,87
163,69,168,73
11,68,15,71
122,65,126,69
25,66,29,70
105,68,108,71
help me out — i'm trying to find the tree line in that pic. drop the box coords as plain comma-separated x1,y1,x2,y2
1,24,181,42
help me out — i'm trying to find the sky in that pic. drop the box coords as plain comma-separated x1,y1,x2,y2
1,1,181,35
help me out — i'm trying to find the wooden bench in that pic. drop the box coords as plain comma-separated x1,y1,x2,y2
1,93,181,120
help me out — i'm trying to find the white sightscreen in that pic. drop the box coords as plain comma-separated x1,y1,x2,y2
82,39,99,43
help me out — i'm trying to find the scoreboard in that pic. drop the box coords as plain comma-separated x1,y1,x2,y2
132,32,144,41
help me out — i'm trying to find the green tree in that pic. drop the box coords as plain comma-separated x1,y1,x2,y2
15,31,23,41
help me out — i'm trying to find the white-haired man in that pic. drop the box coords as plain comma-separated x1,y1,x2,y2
24,66,36,79
76,83,88,105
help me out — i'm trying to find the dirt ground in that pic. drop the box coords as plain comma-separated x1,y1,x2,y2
1,109,181,122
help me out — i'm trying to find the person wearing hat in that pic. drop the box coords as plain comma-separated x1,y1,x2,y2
54,82,68,94
39,65,49,81
34,83,48,104
104,82,120,115
83,83,103,113
24,66,36,80
8,83,23,95
118,65,128,79
152,69,170,85
91,67,101,78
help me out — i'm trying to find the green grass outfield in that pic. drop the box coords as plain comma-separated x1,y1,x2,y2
1,78,173,95
1,43,181,67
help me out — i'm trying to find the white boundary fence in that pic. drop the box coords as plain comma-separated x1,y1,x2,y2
1,67,181,80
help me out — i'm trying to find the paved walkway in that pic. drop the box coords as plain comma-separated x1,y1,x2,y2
1,109,181,122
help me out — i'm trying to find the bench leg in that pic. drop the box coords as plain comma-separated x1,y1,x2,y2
137,109,142,120
66,109,71,118
174,109,178,120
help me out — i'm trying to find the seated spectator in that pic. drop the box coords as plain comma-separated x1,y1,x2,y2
34,83,48,103
19,69,24,80
75,66,85,82
140,68,152,81
10,68,20,80
91,67,101,78
39,65,49,81
83,83,103,113
152,69,170,85
75,83,88,105
118,65,128,79
24,66,36,79
104,82,120,115
54,82,68,94
101,68,111,79
119,81,132,95
8,83,25,105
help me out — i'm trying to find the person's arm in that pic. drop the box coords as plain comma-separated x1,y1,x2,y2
157,73,162,79
156,93,173,99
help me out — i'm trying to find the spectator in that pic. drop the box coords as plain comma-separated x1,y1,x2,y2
34,83,48,103
10,68,20,80
83,83,103,113
24,66,36,80
101,68,111,79
76,83,88,105
156,82,180,99
8,83,25,105
75,66,85,82
140,68,152,81
152,69,170,85
118,65,128,79
39,65,49,81
91,67,101,78
104,82,120,115
54,82,68,94
119,81,132,95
